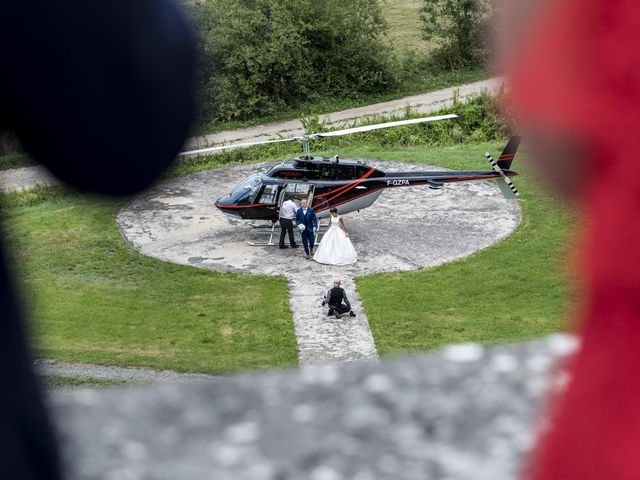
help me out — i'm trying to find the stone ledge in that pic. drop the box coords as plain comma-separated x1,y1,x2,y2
50,334,577,480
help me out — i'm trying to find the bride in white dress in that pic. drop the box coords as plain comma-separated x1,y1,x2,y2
313,208,357,265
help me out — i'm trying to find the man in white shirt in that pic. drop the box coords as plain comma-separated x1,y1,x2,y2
279,195,299,249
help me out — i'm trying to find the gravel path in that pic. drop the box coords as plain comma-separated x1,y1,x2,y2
0,165,61,193
35,359,219,385
51,335,579,480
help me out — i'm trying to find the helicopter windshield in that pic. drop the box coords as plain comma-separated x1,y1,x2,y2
229,174,262,203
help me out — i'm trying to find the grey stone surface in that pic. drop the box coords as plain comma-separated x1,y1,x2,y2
117,160,520,366
51,334,578,480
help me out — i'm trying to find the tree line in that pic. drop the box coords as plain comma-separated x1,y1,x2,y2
194,0,491,124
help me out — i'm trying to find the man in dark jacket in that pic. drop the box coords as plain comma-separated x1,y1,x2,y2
323,279,356,318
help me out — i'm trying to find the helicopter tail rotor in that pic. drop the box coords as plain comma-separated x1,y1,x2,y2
486,136,521,199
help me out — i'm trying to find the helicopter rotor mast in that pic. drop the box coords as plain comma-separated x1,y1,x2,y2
302,135,311,159
178,113,458,158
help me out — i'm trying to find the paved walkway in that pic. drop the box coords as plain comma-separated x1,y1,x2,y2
0,78,500,193
0,165,61,193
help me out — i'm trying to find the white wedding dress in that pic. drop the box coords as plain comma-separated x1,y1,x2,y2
313,216,357,265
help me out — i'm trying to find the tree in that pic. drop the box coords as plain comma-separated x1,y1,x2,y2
420,0,491,70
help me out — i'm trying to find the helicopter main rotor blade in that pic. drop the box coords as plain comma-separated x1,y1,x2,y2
179,137,298,158
178,113,458,157
311,114,458,138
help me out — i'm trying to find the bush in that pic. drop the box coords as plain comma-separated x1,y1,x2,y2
194,0,398,123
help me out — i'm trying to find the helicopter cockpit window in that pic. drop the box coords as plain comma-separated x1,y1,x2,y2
229,174,262,203
258,184,278,204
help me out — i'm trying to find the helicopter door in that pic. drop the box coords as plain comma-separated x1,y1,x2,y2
306,185,315,206
283,183,315,207
277,186,288,208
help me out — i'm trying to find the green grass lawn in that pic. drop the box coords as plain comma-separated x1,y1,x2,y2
333,143,575,356
2,190,297,374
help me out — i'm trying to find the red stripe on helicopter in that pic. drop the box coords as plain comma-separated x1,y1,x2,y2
317,173,510,211
312,166,378,209
219,167,379,211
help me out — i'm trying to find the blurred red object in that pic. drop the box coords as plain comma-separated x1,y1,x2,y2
508,0,640,478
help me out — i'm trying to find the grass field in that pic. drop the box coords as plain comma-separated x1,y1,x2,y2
1,142,574,372
380,0,429,56
3,190,297,374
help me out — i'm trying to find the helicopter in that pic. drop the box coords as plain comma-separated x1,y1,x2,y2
179,115,520,221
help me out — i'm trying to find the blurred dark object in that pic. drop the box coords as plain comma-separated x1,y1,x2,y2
0,0,195,478
506,0,640,478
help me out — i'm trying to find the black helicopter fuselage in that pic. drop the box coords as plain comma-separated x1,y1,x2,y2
214,155,517,221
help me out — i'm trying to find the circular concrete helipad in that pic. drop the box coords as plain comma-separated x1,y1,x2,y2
117,160,521,277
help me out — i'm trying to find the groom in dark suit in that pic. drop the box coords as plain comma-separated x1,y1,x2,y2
294,198,319,259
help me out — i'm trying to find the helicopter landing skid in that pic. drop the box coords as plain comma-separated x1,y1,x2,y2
249,222,278,229
246,221,327,246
